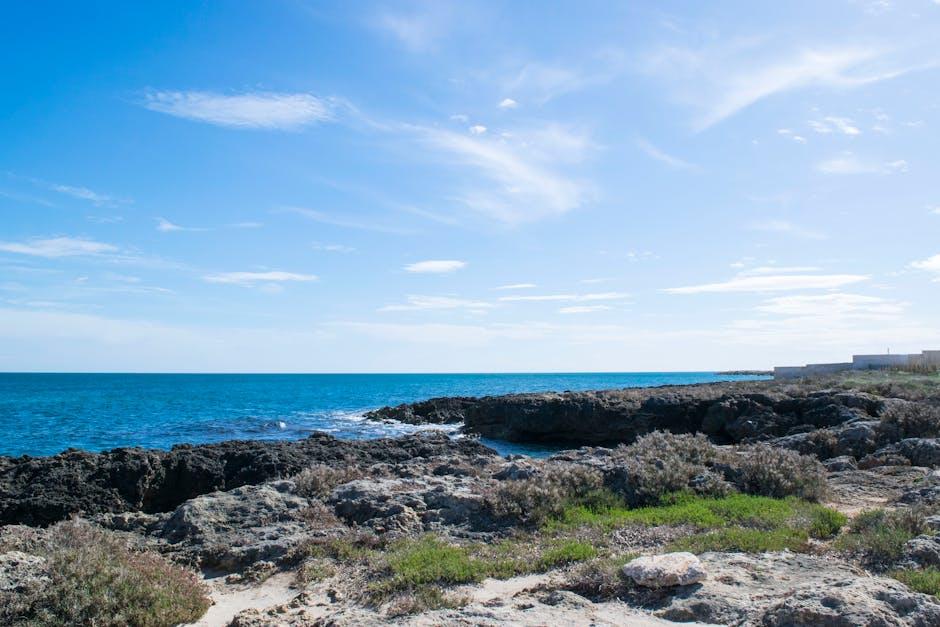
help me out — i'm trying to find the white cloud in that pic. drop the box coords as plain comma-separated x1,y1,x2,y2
143,91,334,129
636,138,697,170
738,266,822,276
811,116,861,135
749,220,826,240
418,125,590,223
312,243,355,253
49,183,119,207
500,292,628,302
379,295,493,312
911,253,940,279
494,283,536,290
816,152,908,174
643,41,931,130
666,273,868,294
756,293,906,317
498,98,518,109
404,260,467,274
0,237,119,258
156,217,206,232
559,305,612,314
777,129,807,143
203,271,318,286
281,206,415,235
469,125,487,135
930,206,940,215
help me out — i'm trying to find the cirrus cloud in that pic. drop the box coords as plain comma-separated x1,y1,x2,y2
404,260,467,274
143,90,334,130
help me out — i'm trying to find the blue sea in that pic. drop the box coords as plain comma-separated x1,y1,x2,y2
0,372,768,458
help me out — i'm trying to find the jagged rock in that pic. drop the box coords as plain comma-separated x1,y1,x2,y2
366,384,888,447
903,534,940,568
824,456,859,472
154,480,329,571
0,431,496,526
875,439,940,468
621,552,706,588
925,516,940,532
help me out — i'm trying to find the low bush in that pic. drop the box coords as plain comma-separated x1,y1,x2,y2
609,432,731,506
2,519,209,627
489,463,607,525
877,403,940,441
293,464,364,498
564,555,635,600
732,444,828,501
890,567,940,598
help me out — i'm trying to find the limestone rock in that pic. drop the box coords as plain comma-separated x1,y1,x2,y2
621,552,706,588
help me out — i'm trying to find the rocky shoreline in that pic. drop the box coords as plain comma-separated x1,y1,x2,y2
3,372,940,625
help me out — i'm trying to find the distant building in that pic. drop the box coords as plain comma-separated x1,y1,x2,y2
774,349,939,379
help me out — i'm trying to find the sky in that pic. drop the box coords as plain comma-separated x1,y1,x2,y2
1,0,940,373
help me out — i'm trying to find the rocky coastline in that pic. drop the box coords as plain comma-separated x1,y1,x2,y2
3,372,940,625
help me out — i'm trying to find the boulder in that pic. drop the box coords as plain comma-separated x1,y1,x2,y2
824,456,859,472
621,552,706,588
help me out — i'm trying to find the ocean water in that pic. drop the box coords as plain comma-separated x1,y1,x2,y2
0,372,769,458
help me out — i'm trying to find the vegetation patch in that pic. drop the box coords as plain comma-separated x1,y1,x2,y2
835,507,935,569
890,567,940,599
2,519,209,627
668,527,810,553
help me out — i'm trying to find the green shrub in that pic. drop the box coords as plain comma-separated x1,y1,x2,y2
3,519,209,627
536,540,597,570
836,507,934,569
386,537,480,587
890,567,940,598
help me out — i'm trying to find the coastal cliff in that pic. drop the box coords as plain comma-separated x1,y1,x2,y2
3,373,940,626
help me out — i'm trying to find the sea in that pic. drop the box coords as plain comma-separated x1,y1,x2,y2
0,372,769,458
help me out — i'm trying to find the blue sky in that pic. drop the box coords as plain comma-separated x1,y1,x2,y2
2,0,939,372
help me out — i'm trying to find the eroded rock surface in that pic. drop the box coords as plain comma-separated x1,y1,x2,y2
0,431,497,526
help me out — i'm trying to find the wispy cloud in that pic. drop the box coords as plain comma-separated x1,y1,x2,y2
156,217,207,232
403,260,466,274
499,292,628,302
911,253,940,280
777,128,807,143
494,283,536,290
418,124,591,223
143,91,334,130
756,293,905,318
50,183,120,207
203,271,318,286
749,219,826,240
498,98,518,109
665,272,868,294
0,237,119,258
636,138,698,170
738,265,822,276
379,295,493,312
280,206,415,235
312,243,355,253
816,152,908,174
559,305,612,314
372,4,453,52
643,40,934,130
809,116,861,135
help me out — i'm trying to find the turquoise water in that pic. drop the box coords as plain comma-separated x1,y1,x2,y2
0,372,768,457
